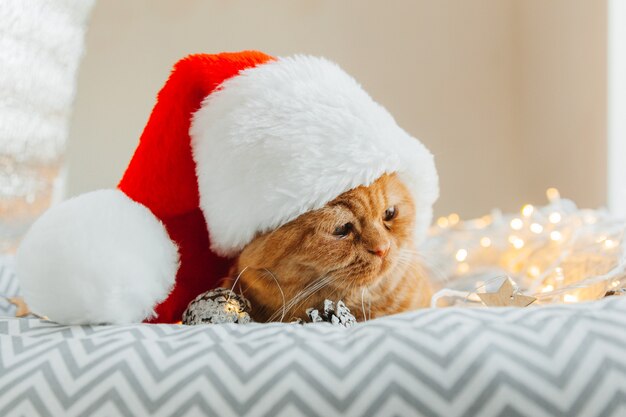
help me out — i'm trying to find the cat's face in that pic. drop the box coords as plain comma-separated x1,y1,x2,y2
234,173,418,321
295,172,416,287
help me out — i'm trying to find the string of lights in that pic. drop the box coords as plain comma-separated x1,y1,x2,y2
425,189,626,307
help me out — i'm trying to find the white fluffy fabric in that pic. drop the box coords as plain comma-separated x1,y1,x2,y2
0,0,95,161
191,55,439,256
16,190,179,324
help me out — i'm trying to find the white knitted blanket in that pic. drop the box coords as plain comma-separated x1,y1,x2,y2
0,0,95,161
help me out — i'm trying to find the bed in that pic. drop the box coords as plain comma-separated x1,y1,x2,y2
1,258,625,417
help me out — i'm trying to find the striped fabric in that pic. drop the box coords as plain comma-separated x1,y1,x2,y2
1,260,625,416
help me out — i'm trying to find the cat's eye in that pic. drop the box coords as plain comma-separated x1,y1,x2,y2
333,222,353,238
384,206,397,221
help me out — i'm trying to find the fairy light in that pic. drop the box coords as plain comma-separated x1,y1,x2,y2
555,267,564,282
474,218,487,228
564,294,578,303
550,231,562,241
528,265,541,278
521,204,534,217
546,187,561,202
549,212,562,224
428,192,626,308
604,239,618,249
510,218,523,230
437,217,449,228
508,235,524,248
457,262,469,273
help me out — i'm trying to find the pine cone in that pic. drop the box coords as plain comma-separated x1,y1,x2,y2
306,299,357,327
182,288,253,325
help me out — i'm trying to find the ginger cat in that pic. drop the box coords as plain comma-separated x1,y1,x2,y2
229,173,432,322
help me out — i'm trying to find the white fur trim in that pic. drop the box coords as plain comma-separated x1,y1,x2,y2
16,190,179,324
191,55,439,256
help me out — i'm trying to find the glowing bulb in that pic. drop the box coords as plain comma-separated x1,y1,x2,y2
604,239,618,249
549,212,562,224
550,231,562,241
521,204,534,217
474,219,485,228
455,249,468,262
528,265,541,277
510,218,523,230
541,284,554,293
530,223,544,234
546,187,561,201
457,262,469,273
564,294,578,303
448,213,460,226
555,267,564,281
611,280,620,288
480,237,492,248
508,235,524,248
437,217,449,228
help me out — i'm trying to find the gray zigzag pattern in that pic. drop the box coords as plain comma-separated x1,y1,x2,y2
1,267,626,416
2,312,626,416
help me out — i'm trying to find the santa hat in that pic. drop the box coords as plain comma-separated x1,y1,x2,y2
16,51,438,324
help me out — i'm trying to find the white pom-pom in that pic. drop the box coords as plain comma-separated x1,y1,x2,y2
16,190,179,324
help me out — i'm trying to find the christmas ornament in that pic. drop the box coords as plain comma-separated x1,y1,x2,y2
477,278,536,307
182,288,252,325
16,51,438,325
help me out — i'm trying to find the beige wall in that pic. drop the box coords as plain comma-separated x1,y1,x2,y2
67,0,607,219
514,0,607,210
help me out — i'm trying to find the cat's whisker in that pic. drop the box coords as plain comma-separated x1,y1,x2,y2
271,273,342,322
226,266,249,302
297,275,340,310
267,275,327,321
394,247,447,282
293,275,335,306
237,266,288,323
361,287,368,322
261,269,287,322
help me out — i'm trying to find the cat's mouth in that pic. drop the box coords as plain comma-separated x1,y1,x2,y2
337,253,396,287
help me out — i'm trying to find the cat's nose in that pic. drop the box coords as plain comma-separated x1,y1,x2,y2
369,241,390,258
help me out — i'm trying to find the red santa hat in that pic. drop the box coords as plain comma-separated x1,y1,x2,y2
16,51,438,324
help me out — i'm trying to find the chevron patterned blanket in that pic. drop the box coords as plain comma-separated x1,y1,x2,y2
1,261,626,416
